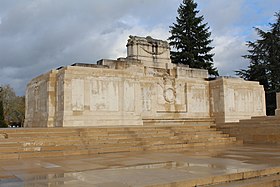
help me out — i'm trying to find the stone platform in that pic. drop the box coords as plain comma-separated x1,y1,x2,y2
1,144,280,187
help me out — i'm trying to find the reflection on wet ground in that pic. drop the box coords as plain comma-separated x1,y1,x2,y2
1,144,280,186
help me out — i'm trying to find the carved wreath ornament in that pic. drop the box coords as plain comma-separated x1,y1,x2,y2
156,74,176,104
163,88,176,103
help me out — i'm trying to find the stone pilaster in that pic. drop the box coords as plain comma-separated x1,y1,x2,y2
275,93,280,117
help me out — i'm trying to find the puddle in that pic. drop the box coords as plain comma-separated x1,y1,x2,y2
0,177,22,183
103,160,219,171
223,154,251,159
36,162,61,169
224,167,253,173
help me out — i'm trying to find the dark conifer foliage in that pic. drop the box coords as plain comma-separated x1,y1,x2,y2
169,0,218,76
237,12,280,115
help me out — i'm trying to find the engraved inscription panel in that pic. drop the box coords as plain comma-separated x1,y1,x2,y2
124,81,135,112
142,87,152,111
72,79,84,111
188,85,207,113
90,79,119,111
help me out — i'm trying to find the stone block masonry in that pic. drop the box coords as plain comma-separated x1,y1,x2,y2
24,36,266,127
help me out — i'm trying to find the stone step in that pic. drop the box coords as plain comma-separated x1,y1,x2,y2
1,129,224,141
0,132,231,150
0,138,238,158
0,138,183,152
1,131,230,142
1,126,217,138
106,140,233,155
181,131,224,135
0,142,21,147
239,120,280,125
3,131,174,139
0,139,239,160
202,173,280,187
0,133,236,152
0,124,214,133
0,135,235,155
143,118,215,125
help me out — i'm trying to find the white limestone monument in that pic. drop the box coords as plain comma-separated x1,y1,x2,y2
24,36,266,127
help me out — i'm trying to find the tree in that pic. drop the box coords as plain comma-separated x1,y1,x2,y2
0,85,25,127
0,87,7,128
236,12,280,115
169,0,218,76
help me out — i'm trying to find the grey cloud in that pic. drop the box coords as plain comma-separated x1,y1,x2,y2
0,0,177,95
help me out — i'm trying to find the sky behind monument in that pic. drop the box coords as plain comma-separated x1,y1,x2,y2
0,0,279,95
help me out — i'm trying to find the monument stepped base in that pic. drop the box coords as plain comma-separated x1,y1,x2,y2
216,116,280,144
0,123,239,160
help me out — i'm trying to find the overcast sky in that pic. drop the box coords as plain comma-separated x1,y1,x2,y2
0,0,279,95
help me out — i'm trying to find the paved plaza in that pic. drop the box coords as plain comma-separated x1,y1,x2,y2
1,144,280,187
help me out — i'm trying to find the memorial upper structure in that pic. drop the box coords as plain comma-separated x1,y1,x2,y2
24,36,266,127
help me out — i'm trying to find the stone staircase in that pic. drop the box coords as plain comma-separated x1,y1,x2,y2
216,116,280,144
0,123,240,160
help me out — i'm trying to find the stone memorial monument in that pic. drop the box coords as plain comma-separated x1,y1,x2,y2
24,36,266,127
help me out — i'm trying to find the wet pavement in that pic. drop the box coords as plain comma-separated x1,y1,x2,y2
1,144,280,187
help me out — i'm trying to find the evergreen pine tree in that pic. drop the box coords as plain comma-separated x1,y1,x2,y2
169,0,218,76
237,12,280,115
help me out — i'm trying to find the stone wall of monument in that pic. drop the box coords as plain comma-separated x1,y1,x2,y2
24,36,266,127
25,62,212,127
25,70,57,127
24,63,265,127
56,65,143,127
